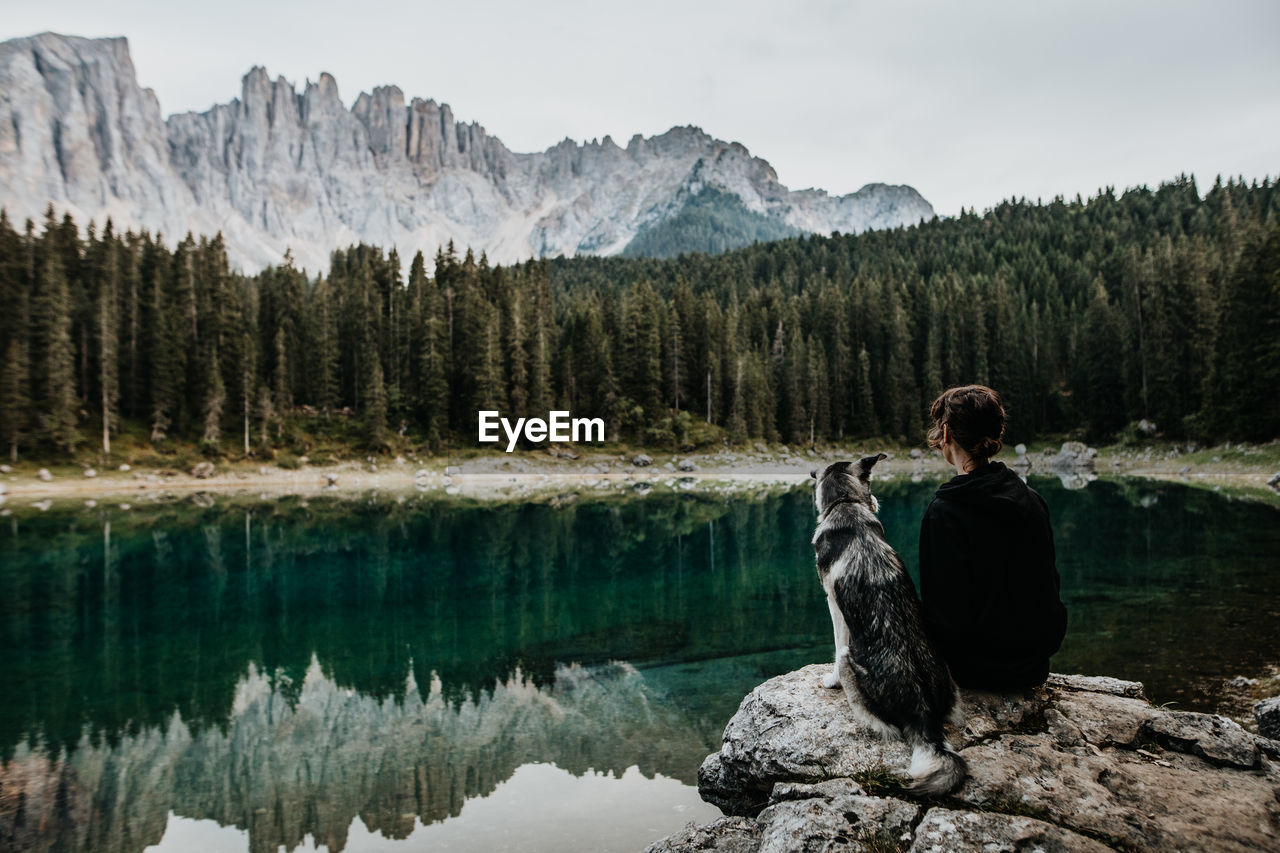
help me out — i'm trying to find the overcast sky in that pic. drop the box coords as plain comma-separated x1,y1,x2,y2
3,1,1277,215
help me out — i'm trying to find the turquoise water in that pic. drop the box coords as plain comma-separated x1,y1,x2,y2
1,477,1277,852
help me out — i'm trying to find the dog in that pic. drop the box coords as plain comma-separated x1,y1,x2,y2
810,454,966,796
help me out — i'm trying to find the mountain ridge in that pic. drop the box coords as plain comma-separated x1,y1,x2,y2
0,32,934,271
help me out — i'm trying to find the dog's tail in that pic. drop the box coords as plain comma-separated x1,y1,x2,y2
903,736,967,797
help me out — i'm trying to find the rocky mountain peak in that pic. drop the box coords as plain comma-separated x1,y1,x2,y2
0,32,934,272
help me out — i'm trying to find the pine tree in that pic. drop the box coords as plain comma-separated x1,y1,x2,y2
35,212,79,453
201,341,225,449
95,224,120,457
0,210,31,460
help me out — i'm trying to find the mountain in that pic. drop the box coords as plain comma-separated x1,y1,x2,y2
0,32,934,272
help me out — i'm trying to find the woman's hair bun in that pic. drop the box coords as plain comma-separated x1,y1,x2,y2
927,384,1008,461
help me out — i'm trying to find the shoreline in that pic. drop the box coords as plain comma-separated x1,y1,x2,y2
1,442,1277,508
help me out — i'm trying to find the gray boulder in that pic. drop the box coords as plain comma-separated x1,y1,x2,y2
190,461,215,479
1050,441,1096,471
677,459,698,473
649,664,1280,852
1256,696,1280,741
632,454,653,467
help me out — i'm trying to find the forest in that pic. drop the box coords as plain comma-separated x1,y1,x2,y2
0,173,1276,462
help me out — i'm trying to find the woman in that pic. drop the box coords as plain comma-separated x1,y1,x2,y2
918,385,1067,690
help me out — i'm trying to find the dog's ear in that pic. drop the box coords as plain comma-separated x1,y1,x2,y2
856,453,888,480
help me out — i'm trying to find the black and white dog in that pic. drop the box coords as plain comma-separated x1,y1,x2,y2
811,454,966,796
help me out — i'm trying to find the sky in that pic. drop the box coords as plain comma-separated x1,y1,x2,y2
3,0,1277,216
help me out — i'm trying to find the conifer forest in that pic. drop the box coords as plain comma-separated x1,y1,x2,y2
0,174,1277,462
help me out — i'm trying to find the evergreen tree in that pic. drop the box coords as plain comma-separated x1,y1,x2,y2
34,211,79,452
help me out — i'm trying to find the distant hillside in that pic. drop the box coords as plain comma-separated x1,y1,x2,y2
622,187,803,257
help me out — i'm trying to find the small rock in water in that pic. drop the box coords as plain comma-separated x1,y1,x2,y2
444,485,460,496
677,459,698,472
633,454,653,467
84,468,97,478
190,461,215,479
84,499,96,508
909,448,923,459
1015,443,1027,456
119,463,130,472
34,499,52,511
0,464,10,473
38,468,53,482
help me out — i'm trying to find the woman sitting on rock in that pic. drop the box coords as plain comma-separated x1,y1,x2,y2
919,385,1068,690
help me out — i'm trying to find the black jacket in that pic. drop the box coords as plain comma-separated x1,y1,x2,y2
918,461,1067,690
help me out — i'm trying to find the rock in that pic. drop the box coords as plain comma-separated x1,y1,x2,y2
1137,418,1158,435
326,473,339,486
1256,697,1280,741
909,448,923,459
37,468,52,481
632,454,653,467
444,466,461,476
643,817,760,853
33,499,52,511
414,468,430,480
651,664,1280,853
1268,472,1280,490
1014,443,1027,456
0,464,10,473
754,443,769,454
118,463,130,472
83,468,97,478
664,461,676,471
908,808,1112,853
1050,441,1096,470
677,459,698,472
190,461,215,479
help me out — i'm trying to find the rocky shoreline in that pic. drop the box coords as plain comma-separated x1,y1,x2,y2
647,665,1280,852
1,440,1276,509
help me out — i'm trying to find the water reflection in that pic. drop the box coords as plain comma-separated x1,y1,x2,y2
6,658,720,853
1,479,1278,852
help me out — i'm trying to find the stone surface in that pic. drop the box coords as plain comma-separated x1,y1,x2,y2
189,461,215,479
654,664,1280,852
907,808,1112,853
1256,696,1280,740
0,33,933,275
633,454,654,467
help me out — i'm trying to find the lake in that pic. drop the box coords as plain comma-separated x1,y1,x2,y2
1,476,1278,852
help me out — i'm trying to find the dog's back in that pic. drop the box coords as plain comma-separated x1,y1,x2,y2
813,456,966,796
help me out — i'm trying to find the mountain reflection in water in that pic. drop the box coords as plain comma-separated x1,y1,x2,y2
1,478,1277,852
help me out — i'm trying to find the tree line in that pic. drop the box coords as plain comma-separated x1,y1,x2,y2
0,173,1276,461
